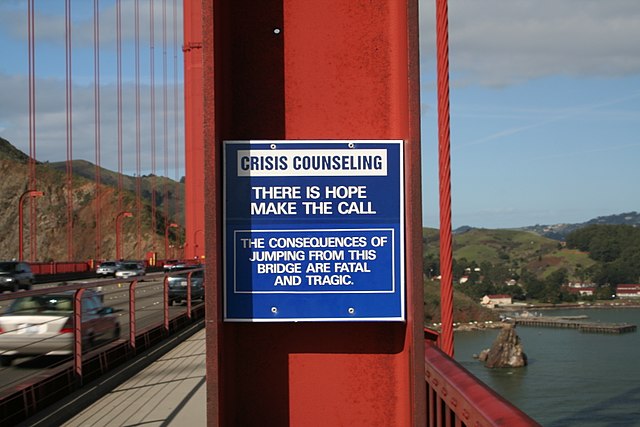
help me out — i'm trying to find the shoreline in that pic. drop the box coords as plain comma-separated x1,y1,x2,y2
496,301,640,311
426,301,640,333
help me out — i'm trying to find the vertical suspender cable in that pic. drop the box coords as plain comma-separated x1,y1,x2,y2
163,0,169,232
27,0,38,262
172,0,180,218
117,0,123,219
435,0,454,356
65,0,74,261
93,0,102,261
150,0,157,252
135,0,142,259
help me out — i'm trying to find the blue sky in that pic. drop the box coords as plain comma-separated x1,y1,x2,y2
0,1,639,229
419,0,640,228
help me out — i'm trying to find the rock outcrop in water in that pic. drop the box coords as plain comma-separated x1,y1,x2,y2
477,323,527,368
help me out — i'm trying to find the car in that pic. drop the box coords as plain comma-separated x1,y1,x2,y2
0,261,35,292
168,269,204,305
115,262,146,279
163,259,189,272
96,261,123,277
0,289,120,366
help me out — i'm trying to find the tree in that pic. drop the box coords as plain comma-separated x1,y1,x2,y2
520,269,545,300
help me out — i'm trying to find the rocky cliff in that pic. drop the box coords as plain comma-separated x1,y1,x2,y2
0,136,184,262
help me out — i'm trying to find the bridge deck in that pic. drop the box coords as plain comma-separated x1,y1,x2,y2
63,327,206,427
17,322,206,427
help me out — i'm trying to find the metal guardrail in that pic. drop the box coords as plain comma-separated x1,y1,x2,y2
423,328,540,426
2,289,539,426
30,261,93,275
0,270,204,425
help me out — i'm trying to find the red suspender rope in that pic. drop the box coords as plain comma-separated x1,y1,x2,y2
135,0,142,259
94,0,102,260
65,0,74,261
28,0,38,262
150,0,157,251
162,0,170,231
117,0,123,215
436,0,455,357
172,0,180,217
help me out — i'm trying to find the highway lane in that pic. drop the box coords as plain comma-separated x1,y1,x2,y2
0,274,203,394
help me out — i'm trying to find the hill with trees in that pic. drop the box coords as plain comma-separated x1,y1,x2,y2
422,222,640,316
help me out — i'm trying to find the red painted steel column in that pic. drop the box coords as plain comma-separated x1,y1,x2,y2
163,275,170,332
186,270,192,319
73,288,86,381
183,0,205,260
129,280,138,350
202,0,424,425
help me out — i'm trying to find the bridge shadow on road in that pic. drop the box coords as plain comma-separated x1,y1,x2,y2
17,322,205,427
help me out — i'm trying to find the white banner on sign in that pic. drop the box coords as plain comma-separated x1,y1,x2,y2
236,149,388,177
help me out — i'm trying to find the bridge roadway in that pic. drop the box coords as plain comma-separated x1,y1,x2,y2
0,274,201,395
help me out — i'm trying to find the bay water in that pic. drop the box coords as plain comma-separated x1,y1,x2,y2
453,308,640,426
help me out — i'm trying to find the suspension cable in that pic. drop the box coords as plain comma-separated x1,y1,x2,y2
93,0,102,261
436,0,454,357
65,0,74,261
117,0,123,218
173,0,181,217
150,0,157,252
27,0,38,262
163,0,170,232
135,0,142,259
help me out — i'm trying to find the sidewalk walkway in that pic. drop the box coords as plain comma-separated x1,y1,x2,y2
20,321,207,427
64,327,206,426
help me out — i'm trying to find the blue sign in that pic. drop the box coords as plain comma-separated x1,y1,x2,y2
223,140,404,321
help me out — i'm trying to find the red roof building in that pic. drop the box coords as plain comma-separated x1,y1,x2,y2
616,284,640,298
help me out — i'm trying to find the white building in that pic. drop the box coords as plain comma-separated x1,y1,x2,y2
480,294,512,308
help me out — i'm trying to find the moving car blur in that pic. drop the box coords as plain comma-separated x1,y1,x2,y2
0,289,120,367
168,269,204,305
114,262,146,279
96,261,123,277
0,261,35,292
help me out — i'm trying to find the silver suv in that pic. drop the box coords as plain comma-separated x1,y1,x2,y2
0,261,35,292
96,261,122,277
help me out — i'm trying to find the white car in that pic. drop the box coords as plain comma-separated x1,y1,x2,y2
0,290,120,366
115,262,146,279
96,261,123,277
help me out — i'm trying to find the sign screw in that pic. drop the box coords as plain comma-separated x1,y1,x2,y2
271,307,278,314
348,307,355,315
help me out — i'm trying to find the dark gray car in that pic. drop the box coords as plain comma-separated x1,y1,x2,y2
168,270,204,305
0,261,35,292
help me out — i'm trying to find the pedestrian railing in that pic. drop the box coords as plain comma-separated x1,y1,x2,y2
424,328,540,426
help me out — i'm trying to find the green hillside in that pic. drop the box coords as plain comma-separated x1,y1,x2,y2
49,159,185,225
423,279,500,324
423,227,595,283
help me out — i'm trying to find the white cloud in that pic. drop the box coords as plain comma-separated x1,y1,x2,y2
0,72,185,179
0,1,185,179
420,0,640,86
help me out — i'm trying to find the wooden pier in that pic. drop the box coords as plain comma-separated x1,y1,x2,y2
514,316,637,334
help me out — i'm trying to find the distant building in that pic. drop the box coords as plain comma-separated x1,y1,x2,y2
568,282,596,289
616,284,640,299
567,287,596,296
481,294,512,308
